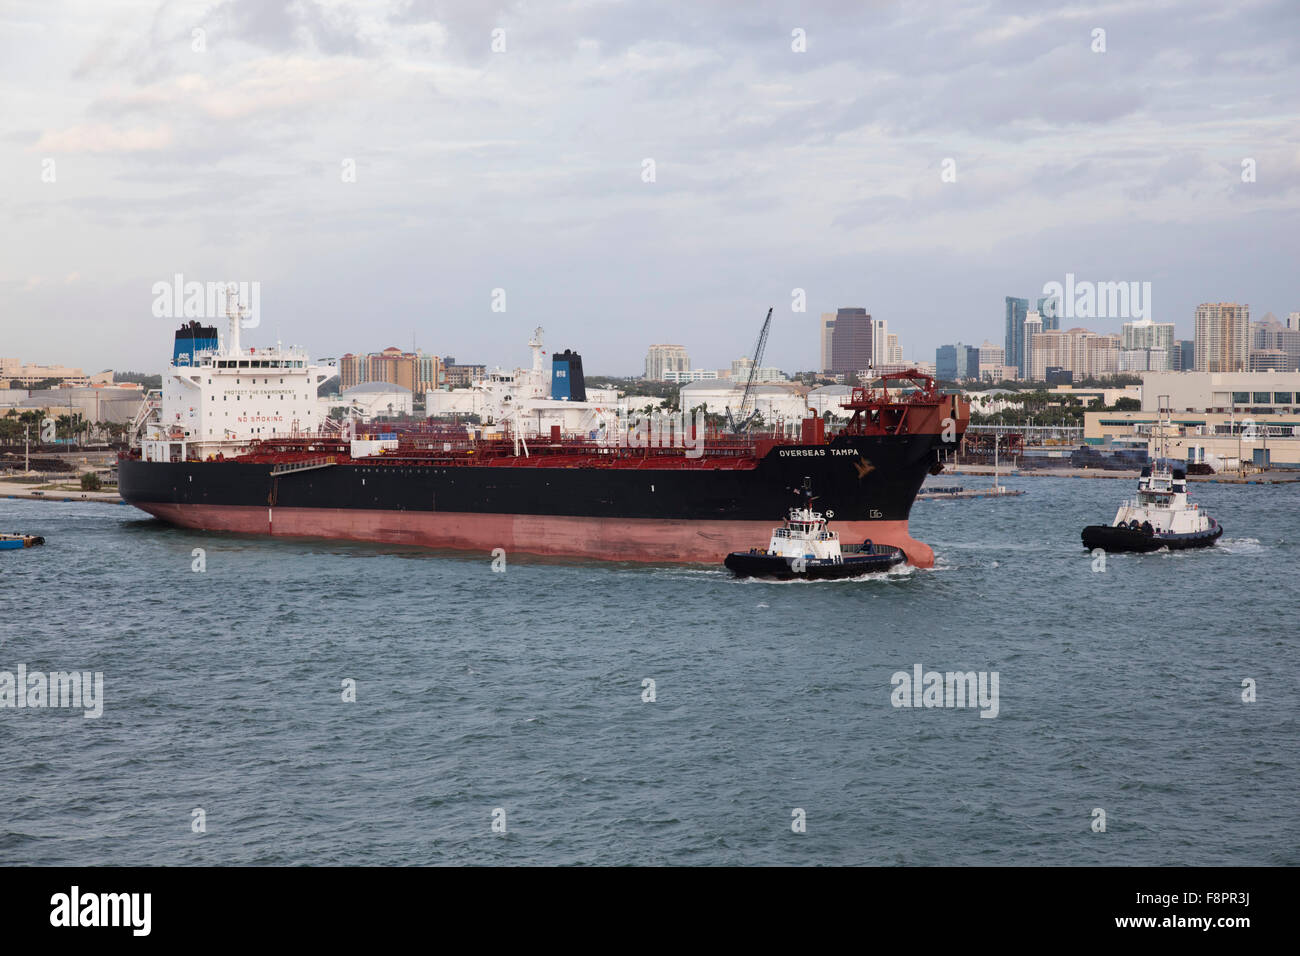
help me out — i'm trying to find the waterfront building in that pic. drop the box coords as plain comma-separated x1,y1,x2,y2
1137,370,1300,412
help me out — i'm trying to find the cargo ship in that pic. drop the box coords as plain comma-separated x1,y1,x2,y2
119,305,968,566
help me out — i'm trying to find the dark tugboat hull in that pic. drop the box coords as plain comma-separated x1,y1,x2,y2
724,547,906,580
1081,522,1222,553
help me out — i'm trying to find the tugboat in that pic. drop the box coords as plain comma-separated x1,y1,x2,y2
1081,462,1221,553
0,533,46,550
724,505,906,580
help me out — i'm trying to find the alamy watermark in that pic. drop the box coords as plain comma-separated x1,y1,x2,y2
890,664,999,718
151,274,260,328
611,408,707,459
1040,273,1151,321
1,664,103,718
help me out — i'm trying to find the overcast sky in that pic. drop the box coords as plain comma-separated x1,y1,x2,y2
2,0,1298,377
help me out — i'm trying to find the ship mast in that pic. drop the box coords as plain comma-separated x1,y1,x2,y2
225,284,246,356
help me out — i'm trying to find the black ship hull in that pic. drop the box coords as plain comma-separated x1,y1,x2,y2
119,432,950,564
1081,521,1222,553
724,545,906,580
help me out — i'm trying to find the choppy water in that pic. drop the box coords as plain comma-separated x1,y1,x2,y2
1,476,1296,865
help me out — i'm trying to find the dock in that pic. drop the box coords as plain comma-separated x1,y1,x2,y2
917,485,1025,500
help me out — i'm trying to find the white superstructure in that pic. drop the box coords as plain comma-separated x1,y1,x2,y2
140,292,335,462
766,507,844,563
425,327,619,437
1107,465,1213,534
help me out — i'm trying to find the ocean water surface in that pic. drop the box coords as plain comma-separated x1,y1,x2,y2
1,475,1296,865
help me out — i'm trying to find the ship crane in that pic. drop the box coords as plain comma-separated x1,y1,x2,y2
729,307,773,433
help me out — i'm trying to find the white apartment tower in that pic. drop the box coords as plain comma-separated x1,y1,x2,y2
1194,303,1250,373
644,344,690,381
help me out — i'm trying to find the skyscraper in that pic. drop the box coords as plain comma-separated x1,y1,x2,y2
886,333,902,365
1193,303,1249,372
645,344,690,380
819,313,837,373
1120,318,1176,371
1036,294,1061,331
828,308,875,375
871,318,890,367
936,345,957,381
1022,311,1043,378
1004,297,1029,377
1250,316,1300,371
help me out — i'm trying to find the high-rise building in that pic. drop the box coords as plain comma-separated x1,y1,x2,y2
936,343,980,381
1004,297,1029,377
441,357,487,388
1287,312,1300,332
645,344,690,381
1036,295,1061,331
730,356,787,382
1250,317,1300,371
819,313,837,373
1194,303,1250,373
1249,350,1290,372
1029,328,1120,380
871,318,890,367
1172,339,1195,371
978,341,1004,366
1119,318,1176,372
936,345,958,381
1021,312,1043,377
827,308,875,375
886,333,903,365
339,348,442,394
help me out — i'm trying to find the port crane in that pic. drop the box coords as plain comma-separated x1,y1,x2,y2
728,307,773,433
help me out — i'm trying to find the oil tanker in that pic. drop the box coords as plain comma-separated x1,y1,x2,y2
119,312,968,566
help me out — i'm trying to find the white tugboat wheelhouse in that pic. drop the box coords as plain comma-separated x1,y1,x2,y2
766,507,844,563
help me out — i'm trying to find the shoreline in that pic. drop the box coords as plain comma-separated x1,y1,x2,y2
940,465,1299,484
0,481,125,504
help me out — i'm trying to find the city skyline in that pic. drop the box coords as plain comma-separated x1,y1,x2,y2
3,0,1298,375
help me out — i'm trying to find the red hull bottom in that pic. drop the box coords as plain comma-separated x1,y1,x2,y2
134,503,936,568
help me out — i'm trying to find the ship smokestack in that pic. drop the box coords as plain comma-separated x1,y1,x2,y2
551,349,586,401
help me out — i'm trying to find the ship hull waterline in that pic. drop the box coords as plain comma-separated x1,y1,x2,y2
131,501,938,567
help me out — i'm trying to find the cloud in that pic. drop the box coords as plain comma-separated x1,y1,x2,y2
2,0,1298,374
34,123,174,153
